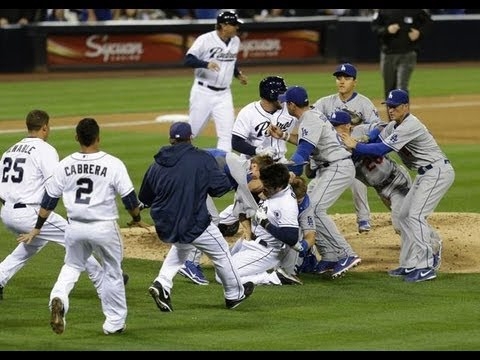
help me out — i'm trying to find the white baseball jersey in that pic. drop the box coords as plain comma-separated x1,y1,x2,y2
0,137,58,204
0,136,103,296
187,30,240,89
187,30,242,151
313,92,381,124
229,185,298,284
232,101,297,162
46,151,134,221
379,114,449,171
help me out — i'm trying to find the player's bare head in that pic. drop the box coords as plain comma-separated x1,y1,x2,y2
290,176,307,200
26,109,49,132
260,163,290,197
251,154,275,169
259,76,287,103
76,118,99,147
169,121,192,145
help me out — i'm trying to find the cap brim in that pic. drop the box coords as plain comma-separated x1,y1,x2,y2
381,101,402,106
277,93,287,103
333,71,355,78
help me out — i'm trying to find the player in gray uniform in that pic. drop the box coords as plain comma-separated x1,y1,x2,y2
18,118,146,335
312,63,381,233
330,110,411,234
272,86,362,279
184,10,247,151
0,110,103,301
341,89,455,282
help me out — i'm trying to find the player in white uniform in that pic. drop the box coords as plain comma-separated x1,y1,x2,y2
341,89,455,282
185,10,248,151
232,76,298,162
0,110,103,301
17,117,146,334
312,63,381,233
271,86,362,279
224,163,301,285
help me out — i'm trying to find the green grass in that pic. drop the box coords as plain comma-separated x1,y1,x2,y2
0,64,479,350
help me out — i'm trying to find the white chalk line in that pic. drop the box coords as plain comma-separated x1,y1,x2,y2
1,99,479,135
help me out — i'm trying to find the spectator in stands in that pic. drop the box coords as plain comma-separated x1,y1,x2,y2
113,9,140,20
78,9,114,22
175,9,219,20
0,9,42,26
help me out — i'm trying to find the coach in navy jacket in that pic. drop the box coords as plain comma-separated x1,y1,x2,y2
138,122,234,244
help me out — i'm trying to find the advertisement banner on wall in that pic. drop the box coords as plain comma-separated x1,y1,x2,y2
47,33,185,66
47,29,320,68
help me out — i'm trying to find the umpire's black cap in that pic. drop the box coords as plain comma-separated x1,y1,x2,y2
217,11,243,25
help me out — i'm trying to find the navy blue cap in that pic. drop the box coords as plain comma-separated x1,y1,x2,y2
277,86,309,106
333,63,357,78
217,11,243,25
169,121,192,140
382,89,409,106
329,111,352,126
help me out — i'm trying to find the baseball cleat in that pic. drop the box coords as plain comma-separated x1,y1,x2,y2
313,260,336,274
404,268,436,283
331,256,361,279
0,285,3,300
178,260,209,285
225,281,254,309
50,297,66,335
149,281,173,312
275,268,303,285
358,220,371,233
388,267,416,277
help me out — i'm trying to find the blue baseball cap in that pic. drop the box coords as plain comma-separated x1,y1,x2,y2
382,89,409,106
333,63,357,78
329,110,352,126
277,86,309,106
169,121,192,140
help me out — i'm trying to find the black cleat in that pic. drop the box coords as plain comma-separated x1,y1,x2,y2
148,281,173,312
225,281,255,309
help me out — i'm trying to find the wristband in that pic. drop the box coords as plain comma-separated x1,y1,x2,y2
34,215,48,229
132,214,141,222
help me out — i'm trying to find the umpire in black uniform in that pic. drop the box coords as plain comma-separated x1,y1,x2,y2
371,9,432,98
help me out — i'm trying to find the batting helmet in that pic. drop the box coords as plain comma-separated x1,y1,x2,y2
216,11,243,25
259,76,287,102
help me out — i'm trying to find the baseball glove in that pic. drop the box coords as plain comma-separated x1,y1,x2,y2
343,109,364,125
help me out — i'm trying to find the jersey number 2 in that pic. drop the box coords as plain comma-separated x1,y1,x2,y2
75,178,93,204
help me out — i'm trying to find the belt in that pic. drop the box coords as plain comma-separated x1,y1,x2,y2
0,199,27,208
320,156,352,168
197,81,227,92
418,159,450,175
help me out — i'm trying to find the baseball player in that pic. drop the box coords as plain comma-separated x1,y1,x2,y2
232,75,298,162
139,122,254,311
0,110,106,302
222,163,301,285
312,63,382,233
232,175,315,286
341,89,455,282
178,151,274,286
273,86,361,279
330,110,443,271
17,117,146,335
185,10,248,152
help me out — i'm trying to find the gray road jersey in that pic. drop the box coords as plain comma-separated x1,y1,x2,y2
312,93,381,124
379,114,449,170
352,123,396,187
299,108,352,165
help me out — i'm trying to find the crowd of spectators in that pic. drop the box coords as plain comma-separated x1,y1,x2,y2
1,9,479,26
0,9,480,26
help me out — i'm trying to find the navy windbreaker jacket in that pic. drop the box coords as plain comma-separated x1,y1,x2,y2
138,142,233,244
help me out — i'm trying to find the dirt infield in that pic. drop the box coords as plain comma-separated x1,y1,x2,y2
2,64,479,273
